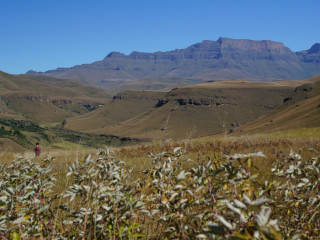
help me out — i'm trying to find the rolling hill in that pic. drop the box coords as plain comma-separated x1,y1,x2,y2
64,91,166,132
232,75,320,135
65,79,303,140
0,71,120,151
27,38,320,91
0,71,111,123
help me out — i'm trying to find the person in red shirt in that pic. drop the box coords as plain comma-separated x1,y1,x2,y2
34,142,41,157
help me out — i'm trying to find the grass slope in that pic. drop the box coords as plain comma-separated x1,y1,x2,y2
65,91,165,132
69,79,301,140
108,77,205,94
235,76,320,135
0,71,111,100
0,71,111,123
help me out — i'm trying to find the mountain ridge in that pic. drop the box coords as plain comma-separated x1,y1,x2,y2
27,37,320,90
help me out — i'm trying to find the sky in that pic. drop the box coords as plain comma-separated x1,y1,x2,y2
0,0,319,74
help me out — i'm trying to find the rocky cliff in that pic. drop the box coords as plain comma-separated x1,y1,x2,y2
27,37,320,88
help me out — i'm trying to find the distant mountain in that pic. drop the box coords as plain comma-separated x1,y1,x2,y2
27,37,320,90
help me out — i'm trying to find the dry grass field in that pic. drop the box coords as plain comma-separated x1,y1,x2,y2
0,128,319,238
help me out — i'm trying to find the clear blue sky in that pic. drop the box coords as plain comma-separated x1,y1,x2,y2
0,0,319,74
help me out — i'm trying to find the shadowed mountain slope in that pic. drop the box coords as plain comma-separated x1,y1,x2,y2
27,38,320,90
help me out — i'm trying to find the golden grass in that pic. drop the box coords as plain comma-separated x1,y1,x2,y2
0,134,319,238
1,134,319,195
46,141,92,151
111,135,319,181
261,127,320,139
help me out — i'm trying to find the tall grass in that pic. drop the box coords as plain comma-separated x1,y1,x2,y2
0,135,319,238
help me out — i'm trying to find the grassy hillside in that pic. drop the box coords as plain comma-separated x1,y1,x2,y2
0,71,111,100
65,91,166,132
0,71,111,124
234,76,320,135
67,79,301,140
108,77,205,94
1,70,318,150
0,71,125,150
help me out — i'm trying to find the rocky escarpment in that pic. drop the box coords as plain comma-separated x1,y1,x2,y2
155,82,294,114
157,96,232,107
282,80,320,105
156,87,239,108
297,43,320,64
0,95,104,112
27,37,320,88
112,91,165,102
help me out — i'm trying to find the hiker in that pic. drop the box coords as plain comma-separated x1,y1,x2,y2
34,142,41,157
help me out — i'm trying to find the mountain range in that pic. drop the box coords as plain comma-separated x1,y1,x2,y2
27,37,320,92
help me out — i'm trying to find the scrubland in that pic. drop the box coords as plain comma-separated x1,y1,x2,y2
0,129,319,239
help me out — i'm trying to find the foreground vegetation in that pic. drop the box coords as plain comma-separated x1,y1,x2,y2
0,136,319,239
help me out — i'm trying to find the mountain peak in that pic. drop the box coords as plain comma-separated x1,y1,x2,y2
105,51,126,59
308,43,320,54
26,70,39,74
216,37,291,53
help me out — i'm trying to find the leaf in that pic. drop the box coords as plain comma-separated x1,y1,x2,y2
308,148,318,153
256,206,271,226
141,209,151,217
173,184,185,190
173,147,182,154
133,232,146,238
233,199,246,209
12,232,20,240
176,170,190,181
230,152,266,159
247,152,266,158
234,231,256,239
161,195,169,203
248,158,252,169
169,192,179,202
290,233,301,240
0,196,8,202
250,197,270,206
226,202,247,223
215,215,234,230
196,234,207,239
226,202,242,215
242,193,252,205
11,215,31,226
260,226,282,240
